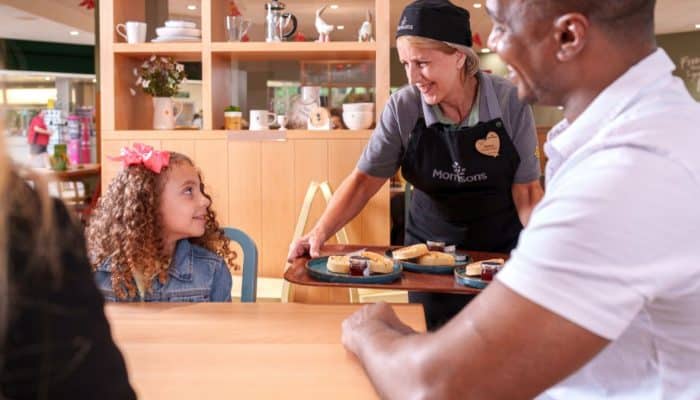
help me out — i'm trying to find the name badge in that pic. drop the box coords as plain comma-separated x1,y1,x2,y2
475,131,500,158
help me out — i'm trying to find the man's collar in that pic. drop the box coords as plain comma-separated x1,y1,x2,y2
548,48,675,161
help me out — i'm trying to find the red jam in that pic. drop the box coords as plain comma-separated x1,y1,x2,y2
426,240,446,252
349,256,370,276
480,261,501,281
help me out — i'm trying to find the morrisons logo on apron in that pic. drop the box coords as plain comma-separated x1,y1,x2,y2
432,162,488,184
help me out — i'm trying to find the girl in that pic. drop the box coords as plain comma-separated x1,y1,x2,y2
87,143,237,302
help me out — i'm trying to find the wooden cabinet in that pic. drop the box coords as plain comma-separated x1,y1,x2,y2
99,1,391,302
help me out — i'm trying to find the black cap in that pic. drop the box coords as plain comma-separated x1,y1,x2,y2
396,0,472,47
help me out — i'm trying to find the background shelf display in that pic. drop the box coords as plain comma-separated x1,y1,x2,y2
100,0,391,302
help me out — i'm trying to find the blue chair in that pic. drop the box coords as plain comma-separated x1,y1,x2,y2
223,227,258,303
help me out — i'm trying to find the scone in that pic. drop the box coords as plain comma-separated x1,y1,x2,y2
327,255,351,274
391,243,429,260
465,258,505,276
415,251,455,266
361,251,394,274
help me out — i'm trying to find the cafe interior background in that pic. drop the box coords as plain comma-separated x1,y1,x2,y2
0,0,699,302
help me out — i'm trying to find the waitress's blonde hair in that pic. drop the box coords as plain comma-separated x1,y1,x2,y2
397,35,481,81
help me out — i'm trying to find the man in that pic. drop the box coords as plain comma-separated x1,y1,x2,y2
27,110,50,155
341,1,700,399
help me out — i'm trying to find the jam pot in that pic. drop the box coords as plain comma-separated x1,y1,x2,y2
480,261,503,281
349,256,370,276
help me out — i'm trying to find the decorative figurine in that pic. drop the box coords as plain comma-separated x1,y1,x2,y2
315,5,335,42
358,10,374,42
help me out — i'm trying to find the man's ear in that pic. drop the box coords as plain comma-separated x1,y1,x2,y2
554,13,588,62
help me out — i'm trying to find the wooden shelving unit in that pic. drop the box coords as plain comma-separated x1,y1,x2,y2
99,0,391,302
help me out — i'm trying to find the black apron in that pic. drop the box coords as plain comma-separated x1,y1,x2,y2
401,117,522,330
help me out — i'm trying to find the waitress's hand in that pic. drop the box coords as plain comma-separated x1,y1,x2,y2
287,227,327,261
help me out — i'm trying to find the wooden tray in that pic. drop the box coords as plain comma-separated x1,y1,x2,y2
284,244,509,295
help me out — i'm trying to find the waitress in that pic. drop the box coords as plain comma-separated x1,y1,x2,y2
288,0,543,329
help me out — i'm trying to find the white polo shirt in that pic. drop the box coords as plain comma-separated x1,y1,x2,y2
498,49,700,399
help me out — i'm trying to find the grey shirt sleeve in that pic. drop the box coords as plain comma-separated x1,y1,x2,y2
357,90,411,178
500,84,541,183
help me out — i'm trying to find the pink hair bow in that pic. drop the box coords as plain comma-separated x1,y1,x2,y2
109,143,170,173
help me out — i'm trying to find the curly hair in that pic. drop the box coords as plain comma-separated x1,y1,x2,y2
86,152,238,300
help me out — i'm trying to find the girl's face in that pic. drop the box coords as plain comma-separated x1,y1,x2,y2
397,40,465,106
159,162,211,246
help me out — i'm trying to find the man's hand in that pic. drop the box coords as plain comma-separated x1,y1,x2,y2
342,302,416,356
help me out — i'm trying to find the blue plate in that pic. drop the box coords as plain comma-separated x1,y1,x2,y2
385,249,471,275
454,265,489,289
306,256,403,284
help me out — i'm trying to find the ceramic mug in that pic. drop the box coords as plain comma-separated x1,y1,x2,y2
249,110,275,131
116,21,147,44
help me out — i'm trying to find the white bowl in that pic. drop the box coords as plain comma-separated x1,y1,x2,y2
343,111,374,130
342,102,374,112
156,27,201,38
165,20,196,28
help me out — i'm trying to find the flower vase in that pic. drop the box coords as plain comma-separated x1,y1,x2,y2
152,97,183,130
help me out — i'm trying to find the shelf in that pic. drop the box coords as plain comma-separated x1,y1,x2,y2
102,130,374,141
210,42,377,61
113,43,203,61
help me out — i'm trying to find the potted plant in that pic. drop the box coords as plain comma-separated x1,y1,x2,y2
224,105,242,130
131,55,187,130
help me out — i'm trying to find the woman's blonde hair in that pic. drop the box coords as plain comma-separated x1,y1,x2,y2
86,152,238,300
397,35,480,81
0,136,9,344
0,128,58,348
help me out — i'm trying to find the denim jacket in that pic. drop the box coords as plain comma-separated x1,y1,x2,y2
94,239,232,302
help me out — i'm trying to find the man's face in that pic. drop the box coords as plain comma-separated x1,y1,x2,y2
485,0,559,105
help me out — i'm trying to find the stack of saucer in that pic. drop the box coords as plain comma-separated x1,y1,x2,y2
152,20,201,42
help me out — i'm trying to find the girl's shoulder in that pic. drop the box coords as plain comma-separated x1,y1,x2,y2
173,240,227,275
184,241,225,266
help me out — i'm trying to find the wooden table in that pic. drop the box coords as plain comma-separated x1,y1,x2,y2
27,163,101,203
31,163,101,181
105,303,426,399
284,244,509,295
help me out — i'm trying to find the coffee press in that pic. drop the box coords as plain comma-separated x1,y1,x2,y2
265,1,297,42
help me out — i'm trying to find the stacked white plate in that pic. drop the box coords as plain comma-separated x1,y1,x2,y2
152,20,201,43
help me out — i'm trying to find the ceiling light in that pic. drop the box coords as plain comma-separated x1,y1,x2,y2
480,48,491,54
69,31,79,36
330,4,339,9
337,25,345,30
187,4,197,10
92,78,97,83
44,77,52,81
695,24,700,29
473,3,482,8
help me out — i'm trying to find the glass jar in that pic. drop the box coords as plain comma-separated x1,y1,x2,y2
224,111,242,130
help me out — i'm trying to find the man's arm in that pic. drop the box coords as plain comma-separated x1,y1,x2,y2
33,125,50,135
512,180,543,226
343,282,608,400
